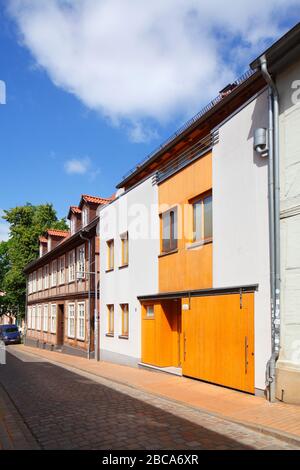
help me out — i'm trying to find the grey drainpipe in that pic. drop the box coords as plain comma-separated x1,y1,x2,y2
80,231,91,360
259,56,281,402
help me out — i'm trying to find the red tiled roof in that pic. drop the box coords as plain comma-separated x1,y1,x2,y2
39,236,48,243
81,194,114,205
70,206,82,214
47,229,70,238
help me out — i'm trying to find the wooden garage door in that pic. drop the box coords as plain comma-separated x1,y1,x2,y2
182,293,254,393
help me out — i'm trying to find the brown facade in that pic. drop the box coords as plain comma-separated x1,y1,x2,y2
24,195,109,357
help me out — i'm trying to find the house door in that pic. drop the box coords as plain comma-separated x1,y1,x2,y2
56,304,65,346
182,293,254,393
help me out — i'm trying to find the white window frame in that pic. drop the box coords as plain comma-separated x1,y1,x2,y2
59,256,65,285
68,303,75,338
38,269,43,291
43,304,48,332
27,306,32,329
50,304,57,334
28,274,32,294
70,217,76,235
37,305,42,330
32,305,36,330
77,245,85,279
82,207,88,227
44,265,49,289
68,250,75,283
77,302,85,340
51,260,57,287
32,271,37,292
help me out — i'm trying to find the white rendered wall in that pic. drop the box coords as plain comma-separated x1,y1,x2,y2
277,59,300,373
99,177,159,365
213,90,271,390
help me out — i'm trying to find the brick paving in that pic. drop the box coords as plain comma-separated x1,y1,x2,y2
16,343,300,442
0,349,298,450
0,380,39,449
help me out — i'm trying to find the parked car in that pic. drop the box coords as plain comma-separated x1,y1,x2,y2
0,324,21,345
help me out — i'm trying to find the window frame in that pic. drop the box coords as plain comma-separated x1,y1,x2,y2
50,304,57,334
82,207,89,227
51,260,57,287
36,305,42,331
107,304,114,335
68,303,76,338
161,207,178,254
68,250,75,283
43,304,48,332
120,303,129,338
27,306,32,329
77,245,85,280
191,191,213,244
32,305,36,330
120,232,129,267
43,265,49,289
106,239,114,271
77,302,85,341
59,255,65,285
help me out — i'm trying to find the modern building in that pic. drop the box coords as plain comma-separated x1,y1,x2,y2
24,194,111,357
99,66,273,396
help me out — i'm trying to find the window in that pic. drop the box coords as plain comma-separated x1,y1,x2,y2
47,238,52,252
68,250,75,282
44,265,49,289
77,303,85,340
37,305,42,330
107,240,114,270
43,304,48,332
50,304,57,334
77,245,85,279
59,256,65,285
27,307,32,329
107,304,114,335
32,271,37,292
38,269,43,291
82,207,89,227
68,303,75,338
161,208,178,253
146,305,154,318
32,306,36,330
121,232,129,266
28,274,32,294
51,260,57,287
70,217,76,235
192,193,213,243
120,304,129,337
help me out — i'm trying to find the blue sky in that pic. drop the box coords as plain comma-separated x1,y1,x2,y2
0,1,299,240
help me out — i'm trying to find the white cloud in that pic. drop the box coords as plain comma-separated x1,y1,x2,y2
64,156,91,175
0,210,9,242
7,0,300,141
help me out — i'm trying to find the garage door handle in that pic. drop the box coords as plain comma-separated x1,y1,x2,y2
245,336,248,374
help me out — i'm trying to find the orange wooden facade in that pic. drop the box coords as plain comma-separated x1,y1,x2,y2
158,152,213,292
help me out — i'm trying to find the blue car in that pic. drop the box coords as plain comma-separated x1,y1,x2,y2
0,324,21,345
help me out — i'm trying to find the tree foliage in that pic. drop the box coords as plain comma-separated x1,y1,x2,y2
0,203,68,319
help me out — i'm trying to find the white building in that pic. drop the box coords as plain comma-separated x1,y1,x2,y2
98,177,160,366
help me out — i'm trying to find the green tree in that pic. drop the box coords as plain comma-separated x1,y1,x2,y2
1,203,68,319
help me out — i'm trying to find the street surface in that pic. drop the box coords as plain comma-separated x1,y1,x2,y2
0,347,298,450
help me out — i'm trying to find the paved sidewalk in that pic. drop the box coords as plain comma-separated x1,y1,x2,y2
14,344,300,444
0,380,39,449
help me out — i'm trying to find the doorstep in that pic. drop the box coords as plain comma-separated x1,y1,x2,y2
139,362,182,376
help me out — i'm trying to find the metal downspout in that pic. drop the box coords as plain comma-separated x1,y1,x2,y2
260,56,281,402
94,238,99,361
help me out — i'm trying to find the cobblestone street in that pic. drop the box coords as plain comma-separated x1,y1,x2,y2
0,349,298,450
